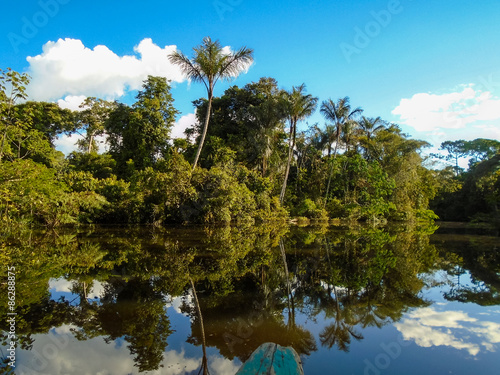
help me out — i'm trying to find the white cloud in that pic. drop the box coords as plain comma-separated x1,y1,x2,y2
53,133,79,155
392,85,500,132
57,95,87,111
54,110,194,156
54,133,107,155
395,306,500,356
26,38,186,101
49,277,73,292
172,112,197,139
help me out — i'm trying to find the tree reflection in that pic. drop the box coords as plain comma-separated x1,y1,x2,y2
436,234,500,305
5,222,496,373
285,224,437,352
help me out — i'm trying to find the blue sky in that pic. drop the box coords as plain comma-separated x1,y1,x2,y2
2,0,500,163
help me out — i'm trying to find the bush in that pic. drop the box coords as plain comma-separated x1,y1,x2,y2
294,198,329,221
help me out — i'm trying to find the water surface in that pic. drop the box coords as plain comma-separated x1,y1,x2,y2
1,223,499,374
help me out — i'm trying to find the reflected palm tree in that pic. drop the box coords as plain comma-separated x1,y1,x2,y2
318,237,364,352
319,318,363,352
189,277,210,375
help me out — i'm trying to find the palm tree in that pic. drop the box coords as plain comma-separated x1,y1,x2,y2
320,97,363,157
279,84,318,204
169,37,254,170
358,116,385,140
320,97,362,207
340,119,360,153
316,124,337,157
358,116,386,161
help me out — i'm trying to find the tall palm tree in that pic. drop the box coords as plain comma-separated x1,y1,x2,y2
316,124,337,157
279,84,318,203
169,37,254,170
320,97,363,207
320,97,363,157
358,116,385,140
340,119,360,153
358,116,386,161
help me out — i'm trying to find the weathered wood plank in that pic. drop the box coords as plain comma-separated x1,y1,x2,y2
236,342,304,375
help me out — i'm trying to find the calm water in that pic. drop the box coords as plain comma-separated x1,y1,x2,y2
1,223,499,374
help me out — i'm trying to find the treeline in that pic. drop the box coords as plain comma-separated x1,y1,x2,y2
0,67,499,227
431,139,500,222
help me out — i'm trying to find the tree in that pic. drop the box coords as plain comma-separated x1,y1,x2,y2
15,101,74,147
320,97,363,207
464,138,500,167
320,97,363,157
169,36,254,170
75,97,116,154
358,117,387,161
105,76,178,171
439,140,468,176
0,68,30,163
370,125,434,219
279,84,318,203
191,77,286,174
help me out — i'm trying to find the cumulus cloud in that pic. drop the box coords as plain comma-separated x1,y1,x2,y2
395,306,500,356
26,38,186,101
57,95,87,111
53,133,79,155
392,85,500,132
171,112,197,139
53,133,107,155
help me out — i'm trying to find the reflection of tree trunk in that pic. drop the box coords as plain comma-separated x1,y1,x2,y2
189,277,209,375
279,239,295,328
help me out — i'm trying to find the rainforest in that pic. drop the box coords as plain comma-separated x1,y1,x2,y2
1,62,499,229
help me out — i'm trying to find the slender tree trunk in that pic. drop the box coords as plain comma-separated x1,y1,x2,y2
280,239,294,328
88,134,93,154
0,130,7,163
280,122,295,204
190,277,209,375
323,141,339,208
192,94,213,171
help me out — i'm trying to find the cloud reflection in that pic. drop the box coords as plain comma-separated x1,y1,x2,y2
14,324,239,375
395,306,500,356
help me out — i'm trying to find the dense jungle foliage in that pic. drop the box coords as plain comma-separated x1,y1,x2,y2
1,66,499,228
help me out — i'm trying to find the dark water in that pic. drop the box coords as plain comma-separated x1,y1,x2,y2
1,222,499,374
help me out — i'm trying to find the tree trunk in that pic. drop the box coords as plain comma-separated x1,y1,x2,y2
88,134,94,154
192,94,213,171
323,141,339,208
190,277,209,375
280,121,295,204
0,130,7,163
